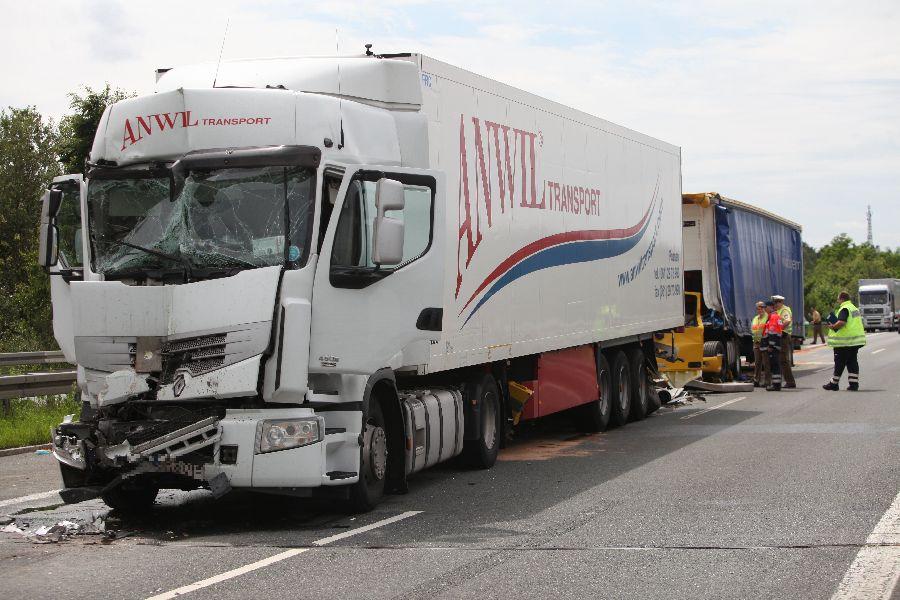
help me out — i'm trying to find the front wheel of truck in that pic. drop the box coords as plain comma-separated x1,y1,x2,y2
101,483,158,513
348,400,388,512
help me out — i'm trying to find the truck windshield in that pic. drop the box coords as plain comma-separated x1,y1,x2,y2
859,292,888,305
88,166,314,278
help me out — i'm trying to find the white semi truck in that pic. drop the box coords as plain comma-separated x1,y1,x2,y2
39,50,683,511
857,278,900,332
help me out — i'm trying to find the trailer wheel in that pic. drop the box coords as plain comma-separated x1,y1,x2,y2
101,482,158,513
349,400,388,512
725,339,740,381
609,350,632,427
575,351,611,432
703,341,727,382
463,373,500,469
627,347,649,421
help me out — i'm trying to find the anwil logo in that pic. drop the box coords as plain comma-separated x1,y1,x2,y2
120,111,198,150
456,114,605,298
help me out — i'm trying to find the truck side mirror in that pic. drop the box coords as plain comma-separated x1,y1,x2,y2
38,189,61,268
372,178,405,265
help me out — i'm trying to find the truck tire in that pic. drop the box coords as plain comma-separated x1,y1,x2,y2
462,373,500,469
725,338,740,381
627,347,649,421
575,351,611,432
101,482,158,513
609,350,632,428
703,341,727,382
349,399,388,512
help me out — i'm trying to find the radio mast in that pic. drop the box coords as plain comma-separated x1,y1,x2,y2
866,204,873,245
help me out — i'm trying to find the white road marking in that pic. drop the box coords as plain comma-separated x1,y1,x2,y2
312,510,422,545
680,396,746,420
831,488,900,600
872,348,885,355
0,490,60,508
146,549,309,600
145,510,422,600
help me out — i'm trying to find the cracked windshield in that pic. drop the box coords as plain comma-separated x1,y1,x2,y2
88,166,314,277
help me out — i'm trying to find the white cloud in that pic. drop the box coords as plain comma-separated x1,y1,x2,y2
1,0,897,248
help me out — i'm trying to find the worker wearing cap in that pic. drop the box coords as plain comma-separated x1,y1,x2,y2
772,295,796,388
763,300,784,391
751,301,770,387
823,290,867,391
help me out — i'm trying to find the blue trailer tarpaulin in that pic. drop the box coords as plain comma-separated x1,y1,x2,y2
715,203,804,337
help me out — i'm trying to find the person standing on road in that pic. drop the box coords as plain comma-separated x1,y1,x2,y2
751,301,770,387
772,295,796,388
763,300,784,391
811,308,824,344
823,291,867,391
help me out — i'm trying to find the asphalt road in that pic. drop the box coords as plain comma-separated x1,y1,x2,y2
1,333,898,599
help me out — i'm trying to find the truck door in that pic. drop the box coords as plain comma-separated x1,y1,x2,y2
42,175,85,362
310,166,445,375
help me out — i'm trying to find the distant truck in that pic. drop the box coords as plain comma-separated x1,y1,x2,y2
38,51,684,511
857,278,900,332
657,193,804,385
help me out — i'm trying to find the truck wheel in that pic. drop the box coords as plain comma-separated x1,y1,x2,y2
703,341,727,381
349,400,388,512
463,373,500,469
575,351,611,432
627,347,649,421
101,482,158,513
609,350,632,427
725,339,740,381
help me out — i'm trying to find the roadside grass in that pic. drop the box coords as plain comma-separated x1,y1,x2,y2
0,393,81,449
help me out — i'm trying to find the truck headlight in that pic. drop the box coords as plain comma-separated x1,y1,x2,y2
256,418,322,454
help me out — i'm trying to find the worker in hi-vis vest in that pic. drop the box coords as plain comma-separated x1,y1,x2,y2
823,290,867,391
763,300,784,391
772,295,796,388
751,301,770,387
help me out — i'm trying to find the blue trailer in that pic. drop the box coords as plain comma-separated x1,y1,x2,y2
681,193,804,380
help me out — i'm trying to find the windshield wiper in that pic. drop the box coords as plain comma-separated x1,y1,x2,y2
101,239,194,280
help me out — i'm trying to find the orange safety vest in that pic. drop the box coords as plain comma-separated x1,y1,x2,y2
764,312,784,336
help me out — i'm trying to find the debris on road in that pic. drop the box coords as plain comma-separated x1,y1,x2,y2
0,514,107,544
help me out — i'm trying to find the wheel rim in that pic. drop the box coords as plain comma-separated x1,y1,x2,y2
599,369,611,416
637,363,647,408
482,391,497,450
363,424,387,482
618,364,629,411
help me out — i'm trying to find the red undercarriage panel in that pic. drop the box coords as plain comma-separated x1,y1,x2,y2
520,345,599,420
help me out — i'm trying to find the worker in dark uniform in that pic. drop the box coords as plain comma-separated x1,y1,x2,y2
823,291,867,391
763,300,784,391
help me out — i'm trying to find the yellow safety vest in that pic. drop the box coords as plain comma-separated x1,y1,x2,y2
777,305,793,329
751,314,767,343
827,301,867,347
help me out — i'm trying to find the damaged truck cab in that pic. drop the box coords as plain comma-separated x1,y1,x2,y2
42,59,447,511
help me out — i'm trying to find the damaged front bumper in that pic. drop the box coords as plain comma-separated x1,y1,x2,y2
52,407,362,502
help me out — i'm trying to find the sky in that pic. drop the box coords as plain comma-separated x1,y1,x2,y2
2,0,899,249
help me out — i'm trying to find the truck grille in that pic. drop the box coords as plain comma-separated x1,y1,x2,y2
160,334,228,383
863,308,882,315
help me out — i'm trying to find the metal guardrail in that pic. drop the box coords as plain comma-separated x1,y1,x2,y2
0,352,76,413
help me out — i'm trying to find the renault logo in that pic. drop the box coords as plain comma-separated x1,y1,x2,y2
173,374,186,397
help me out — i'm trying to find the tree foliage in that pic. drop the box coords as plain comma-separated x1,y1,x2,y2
58,85,133,173
0,107,60,351
804,235,900,317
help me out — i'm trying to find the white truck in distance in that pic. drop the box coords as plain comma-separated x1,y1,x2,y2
857,278,900,332
39,51,683,511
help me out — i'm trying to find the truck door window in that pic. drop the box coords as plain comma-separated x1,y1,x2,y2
330,172,434,288
54,182,83,269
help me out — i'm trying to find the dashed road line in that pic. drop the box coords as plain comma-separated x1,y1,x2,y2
0,490,60,508
830,488,900,600
145,510,422,600
680,396,746,420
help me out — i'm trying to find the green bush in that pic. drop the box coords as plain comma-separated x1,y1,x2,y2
0,393,81,449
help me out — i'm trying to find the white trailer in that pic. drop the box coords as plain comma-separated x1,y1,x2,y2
39,51,683,511
858,278,900,331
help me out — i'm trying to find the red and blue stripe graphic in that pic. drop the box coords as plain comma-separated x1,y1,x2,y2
459,186,661,327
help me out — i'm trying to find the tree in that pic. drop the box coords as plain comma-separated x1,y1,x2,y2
0,107,60,351
58,84,133,173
